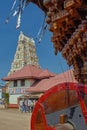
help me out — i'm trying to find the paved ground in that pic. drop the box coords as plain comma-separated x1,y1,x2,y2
0,109,31,130
0,107,87,130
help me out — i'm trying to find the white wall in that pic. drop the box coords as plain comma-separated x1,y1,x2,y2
9,94,21,104
26,79,35,87
0,89,2,99
9,79,35,88
9,78,36,104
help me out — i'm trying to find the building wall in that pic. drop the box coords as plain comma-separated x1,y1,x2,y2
9,79,35,88
9,94,21,104
0,89,2,99
8,79,35,106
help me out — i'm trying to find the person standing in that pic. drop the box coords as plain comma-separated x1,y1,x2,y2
19,100,23,111
27,99,32,112
21,101,26,112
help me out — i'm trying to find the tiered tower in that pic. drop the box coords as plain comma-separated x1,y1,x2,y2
8,31,39,75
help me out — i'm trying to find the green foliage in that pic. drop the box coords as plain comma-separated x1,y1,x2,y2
4,93,9,105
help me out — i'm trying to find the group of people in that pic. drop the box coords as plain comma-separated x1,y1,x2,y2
19,99,36,113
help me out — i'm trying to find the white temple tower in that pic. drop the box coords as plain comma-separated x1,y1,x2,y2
8,31,40,75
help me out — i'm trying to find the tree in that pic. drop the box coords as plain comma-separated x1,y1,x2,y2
4,93,9,108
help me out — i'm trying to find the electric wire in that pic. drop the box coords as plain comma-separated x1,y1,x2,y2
57,53,68,82
57,53,76,116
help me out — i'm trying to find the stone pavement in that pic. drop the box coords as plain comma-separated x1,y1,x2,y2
0,109,32,130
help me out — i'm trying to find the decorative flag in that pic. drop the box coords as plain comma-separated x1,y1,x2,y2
5,0,29,28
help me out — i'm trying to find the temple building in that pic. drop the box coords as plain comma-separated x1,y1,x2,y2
2,65,55,108
2,31,41,107
2,66,76,108
2,31,77,108
8,31,39,75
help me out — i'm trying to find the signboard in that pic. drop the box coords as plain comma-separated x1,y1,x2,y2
9,87,28,95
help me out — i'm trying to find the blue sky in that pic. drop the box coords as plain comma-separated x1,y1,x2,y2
0,0,69,84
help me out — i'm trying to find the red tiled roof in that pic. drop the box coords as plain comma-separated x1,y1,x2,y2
27,69,77,92
2,65,55,81
39,69,56,77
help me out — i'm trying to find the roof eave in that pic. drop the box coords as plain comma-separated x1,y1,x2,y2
2,75,55,81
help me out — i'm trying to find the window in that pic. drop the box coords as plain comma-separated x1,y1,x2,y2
17,54,19,59
21,79,25,86
18,47,20,51
14,80,17,87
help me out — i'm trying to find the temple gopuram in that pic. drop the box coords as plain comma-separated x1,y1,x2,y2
26,0,87,84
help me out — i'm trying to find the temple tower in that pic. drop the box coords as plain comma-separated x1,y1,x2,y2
8,31,40,75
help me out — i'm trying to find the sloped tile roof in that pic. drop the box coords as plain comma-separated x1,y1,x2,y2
27,69,77,92
2,65,55,81
39,69,55,77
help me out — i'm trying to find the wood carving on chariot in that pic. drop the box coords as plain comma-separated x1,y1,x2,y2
7,0,87,130
6,0,87,84
26,0,87,85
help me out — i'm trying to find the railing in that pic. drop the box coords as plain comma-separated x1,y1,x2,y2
64,0,75,8
52,10,69,22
